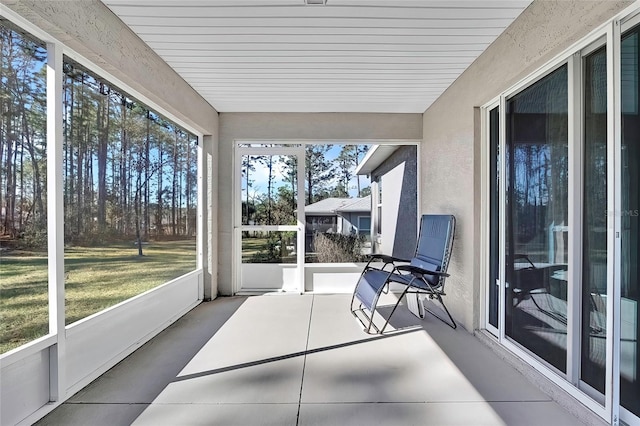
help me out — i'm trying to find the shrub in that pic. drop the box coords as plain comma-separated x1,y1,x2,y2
313,232,366,263
17,225,47,250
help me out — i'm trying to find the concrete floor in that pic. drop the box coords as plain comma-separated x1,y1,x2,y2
37,294,598,426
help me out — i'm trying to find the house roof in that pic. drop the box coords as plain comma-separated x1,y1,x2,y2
338,196,371,213
355,145,400,176
304,196,371,215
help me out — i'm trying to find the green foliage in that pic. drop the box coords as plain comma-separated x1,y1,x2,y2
305,145,336,205
249,232,296,263
18,224,47,250
250,232,282,263
313,232,367,263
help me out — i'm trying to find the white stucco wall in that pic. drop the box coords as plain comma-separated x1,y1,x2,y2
218,112,422,295
421,0,632,331
380,163,404,255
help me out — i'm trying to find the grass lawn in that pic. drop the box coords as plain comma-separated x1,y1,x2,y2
0,240,196,354
242,237,268,262
241,236,297,263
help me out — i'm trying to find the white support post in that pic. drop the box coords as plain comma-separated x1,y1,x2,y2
197,135,206,299
296,147,305,294
498,94,507,342
198,134,216,300
46,41,65,402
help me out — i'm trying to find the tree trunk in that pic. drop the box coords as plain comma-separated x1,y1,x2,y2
134,180,143,256
21,107,45,228
76,85,84,237
185,138,192,235
4,128,14,235
144,110,151,239
178,144,183,235
120,100,128,234
97,85,108,230
156,146,163,236
18,133,24,232
307,168,313,206
65,77,74,233
245,159,250,223
172,131,178,236
267,155,273,225
136,150,143,248
355,147,362,196
0,30,5,234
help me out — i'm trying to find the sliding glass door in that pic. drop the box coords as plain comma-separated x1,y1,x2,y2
504,65,569,373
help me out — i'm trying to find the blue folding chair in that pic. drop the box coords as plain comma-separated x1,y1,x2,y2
350,214,456,333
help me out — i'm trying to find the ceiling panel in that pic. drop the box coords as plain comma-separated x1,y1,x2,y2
102,0,532,113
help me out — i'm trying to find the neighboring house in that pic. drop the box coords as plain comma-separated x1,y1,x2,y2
304,196,371,251
356,145,417,259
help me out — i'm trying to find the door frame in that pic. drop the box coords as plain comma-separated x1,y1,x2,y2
232,139,421,295
233,144,305,294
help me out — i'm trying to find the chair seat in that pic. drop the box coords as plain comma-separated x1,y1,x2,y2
387,272,441,291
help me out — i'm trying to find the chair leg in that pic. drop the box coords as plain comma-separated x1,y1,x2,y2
350,303,380,334
424,292,457,329
378,285,412,334
351,283,411,334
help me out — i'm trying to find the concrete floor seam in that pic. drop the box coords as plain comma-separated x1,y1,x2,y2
296,295,316,426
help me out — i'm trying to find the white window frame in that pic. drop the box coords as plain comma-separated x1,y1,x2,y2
357,215,371,236
480,98,500,339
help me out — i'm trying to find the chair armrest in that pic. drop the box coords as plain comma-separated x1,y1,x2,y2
366,254,410,263
394,264,449,278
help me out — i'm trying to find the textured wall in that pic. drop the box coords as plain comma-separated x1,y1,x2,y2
421,0,632,331
1,0,218,135
218,112,422,295
371,145,418,259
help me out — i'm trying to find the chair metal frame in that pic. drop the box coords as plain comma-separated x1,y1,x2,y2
350,215,456,334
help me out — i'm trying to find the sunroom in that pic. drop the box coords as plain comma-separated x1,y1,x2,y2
1,1,640,425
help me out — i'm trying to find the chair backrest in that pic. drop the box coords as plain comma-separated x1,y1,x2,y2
410,215,456,286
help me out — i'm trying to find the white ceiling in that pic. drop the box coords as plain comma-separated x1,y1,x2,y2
102,0,532,113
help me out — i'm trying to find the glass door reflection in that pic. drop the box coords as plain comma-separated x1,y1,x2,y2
505,65,569,373
580,46,608,397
